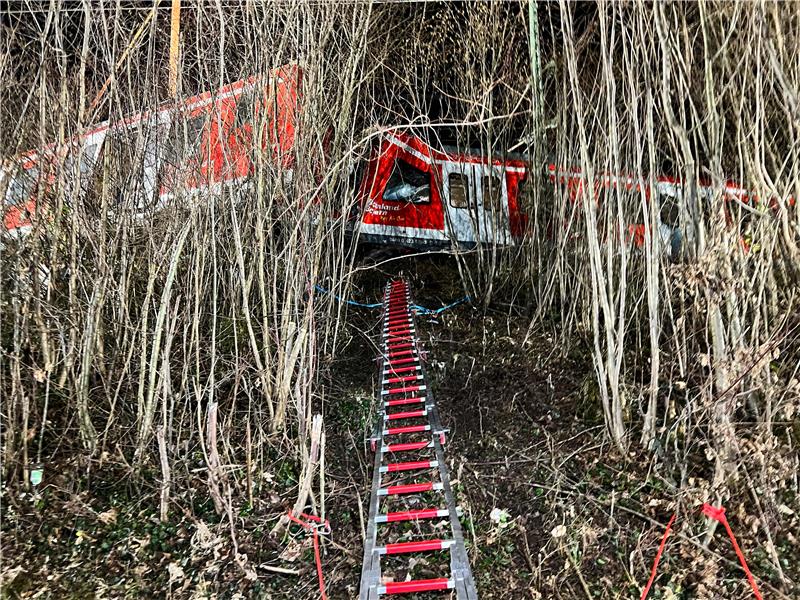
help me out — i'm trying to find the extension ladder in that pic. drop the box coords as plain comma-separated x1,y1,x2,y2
359,279,478,599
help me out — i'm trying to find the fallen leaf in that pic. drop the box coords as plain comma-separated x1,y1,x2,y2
168,562,185,583
0,565,26,588
97,508,117,525
550,524,567,538
279,537,307,562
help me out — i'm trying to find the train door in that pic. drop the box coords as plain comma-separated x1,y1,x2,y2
160,110,208,201
442,160,510,244
479,167,510,244
100,119,167,213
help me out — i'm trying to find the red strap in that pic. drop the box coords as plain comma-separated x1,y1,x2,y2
286,511,329,600
640,514,675,600
641,508,763,600
701,504,763,600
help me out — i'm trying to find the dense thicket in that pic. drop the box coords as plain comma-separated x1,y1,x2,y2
1,2,798,591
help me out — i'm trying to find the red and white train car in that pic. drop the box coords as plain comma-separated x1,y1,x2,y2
354,131,530,247
3,65,791,255
545,164,795,258
1,63,301,237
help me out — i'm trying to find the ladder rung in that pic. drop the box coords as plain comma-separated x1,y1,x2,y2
382,385,426,396
376,539,454,555
385,330,413,338
382,365,421,375
380,460,438,473
383,374,423,385
382,440,431,452
385,316,411,324
385,356,418,366
386,320,412,328
384,396,425,407
379,578,454,595
387,344,414,353
386,338,414,346
384,409,426,420
385,424,430,435
375,508,449,523
377,481,442,496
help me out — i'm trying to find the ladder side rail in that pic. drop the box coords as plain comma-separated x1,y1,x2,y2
412,314,479,600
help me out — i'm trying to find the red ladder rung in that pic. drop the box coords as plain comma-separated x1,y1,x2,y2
377,539,453,555
386,328,411,334
378,481,442,496
384,409,426,420
380,482,431,495
384,396,425,407
383,440,431,452
383,374,422,385
386,356,418,366
386,349,414,358
380,578,454,594
386,316,411,323
381,460,437,473
383,385,425,396
376,508,448,523
382,365,420,375
386,319,412,326
386,328,413,336
385,424,430,434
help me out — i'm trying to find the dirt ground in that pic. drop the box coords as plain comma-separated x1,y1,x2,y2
2,255,798,599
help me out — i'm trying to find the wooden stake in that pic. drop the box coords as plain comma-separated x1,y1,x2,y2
169,0,181,97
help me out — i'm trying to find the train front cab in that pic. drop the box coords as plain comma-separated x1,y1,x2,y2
356,132,528,249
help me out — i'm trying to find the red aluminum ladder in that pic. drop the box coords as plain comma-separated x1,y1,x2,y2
359,279,477,599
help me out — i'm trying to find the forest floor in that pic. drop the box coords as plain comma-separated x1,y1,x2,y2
2,254,798,599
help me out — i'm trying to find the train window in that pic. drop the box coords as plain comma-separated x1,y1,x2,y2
165,114,206,165
659,194,680,227
101,128,146,207
235,91,254,130
481,174,502,211
517,177,534,216
449,173,469,208
383,157,430,203
5,166,39,206
63,144,99,194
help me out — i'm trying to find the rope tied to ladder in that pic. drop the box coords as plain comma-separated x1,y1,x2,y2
286,511,330,600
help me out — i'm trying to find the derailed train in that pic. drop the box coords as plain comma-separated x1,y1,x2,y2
1,63,789,255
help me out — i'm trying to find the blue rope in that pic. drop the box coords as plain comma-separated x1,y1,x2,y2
314,284,382,309
314,284,471,315
411,295,471,315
